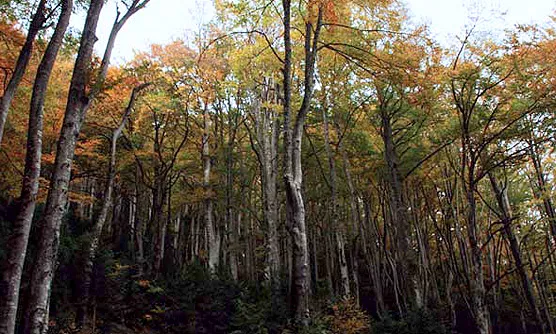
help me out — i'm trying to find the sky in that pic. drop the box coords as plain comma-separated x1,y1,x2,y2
76,0,556,63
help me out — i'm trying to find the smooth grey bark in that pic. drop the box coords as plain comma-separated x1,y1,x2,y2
76,83,148,326
21,1,105,331
281,0,322,325
21,1,149,332
251,79,280,285
225,135,236,279
202,102,219,272
219,93,242,281
0,0,47,145
0,1,72,333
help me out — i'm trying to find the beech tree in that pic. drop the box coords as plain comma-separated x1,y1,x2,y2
0,1,72,333
21,1,149,332
0,0,48,145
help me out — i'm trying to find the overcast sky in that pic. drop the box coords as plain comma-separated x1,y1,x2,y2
76,0,555,63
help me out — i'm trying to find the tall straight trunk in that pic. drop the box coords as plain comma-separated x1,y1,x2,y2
223,99,238,280
322,105,349,297
364,199,385,315
76,84,147,326
21,1,148,331
311,226,319,291
281,0,322,325
487,171,545,332
87,179,96,221
134,168,148,272
203,103,219,272
225,141,235,278
0,2,72,333
379,106,417,310
324,229,335,294
350,242,360,303
265,102,280,286
464,163,490,334
253,80,280,285
333,113,364,302
152,173,167,275
229,217,239,280
129,182,137,257
0,0,47,145
177,207,189,270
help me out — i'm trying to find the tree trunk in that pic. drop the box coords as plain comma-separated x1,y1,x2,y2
20,2,105,332
21,0,148,331
253,79,281,285
203,103,219,272
134,168,148,273
152,173,167,275
281,0,322,325
0,2,72,333
487,171,545,333
379,105,417,310
322,105,349,297
0,0,47,145
364,199,385,315
333,113,363,301
529,143,556,243
465,165,491,334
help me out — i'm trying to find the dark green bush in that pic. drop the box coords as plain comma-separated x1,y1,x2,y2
372,309,448,334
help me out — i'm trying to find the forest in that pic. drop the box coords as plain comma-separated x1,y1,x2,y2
0,0,555,333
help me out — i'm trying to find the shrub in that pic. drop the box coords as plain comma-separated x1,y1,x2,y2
325,298,370,334
372,309,448,334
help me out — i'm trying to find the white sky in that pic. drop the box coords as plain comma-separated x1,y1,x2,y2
407,0,555,44
74,0,556,63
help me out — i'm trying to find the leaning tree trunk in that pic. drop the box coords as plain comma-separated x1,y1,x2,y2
21,1,105,331
0,2,72,333
487,171,546,333
529,142,556,243
75,84,147,326
0,0,47,145
21,1,149,331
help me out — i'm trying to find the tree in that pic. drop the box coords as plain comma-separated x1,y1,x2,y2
21,1,149,332
0,1,72,333
281,0,323,325
0,0,48,145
